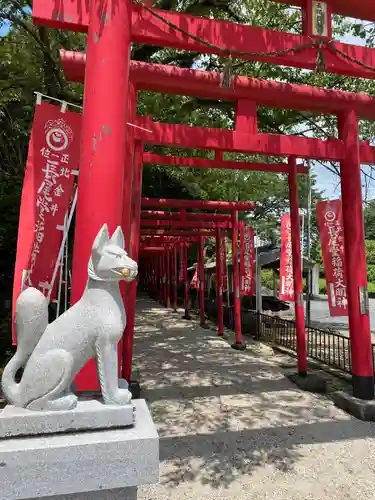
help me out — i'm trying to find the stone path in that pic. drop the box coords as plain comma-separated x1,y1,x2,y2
135,296,375,500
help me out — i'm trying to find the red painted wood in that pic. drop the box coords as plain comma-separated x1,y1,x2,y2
141,238,201,244
142,198,256,211
141,220,232,229
158,255,163,304
339,109,374,396
140,230,217,237
166,248,171,309
141,210,231,221
44,6,375,78
273,0,375,22
198,237,206,327
122,142,143,381
235,100,258,134
122,84,137,249
140,247,167,252
61,53,375,122
143,153,308,174
288,157,308,374
161,251,166,305
135,117,345,161
358,142,375,165
173,246,178,311
130,8,375,79
71,0,132,392
183,243,190,318
231,210,244,345
216,228,224,336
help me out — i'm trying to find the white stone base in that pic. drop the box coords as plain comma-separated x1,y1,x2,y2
34,487,137,500
0,400,135,438
0,400,159,500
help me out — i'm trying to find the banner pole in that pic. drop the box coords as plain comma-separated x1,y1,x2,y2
47,187,78,302
56,254,63,318
64,210,69,313
255,231,262,340
306,160,312,326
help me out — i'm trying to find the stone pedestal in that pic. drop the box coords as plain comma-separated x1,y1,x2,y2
0,400,135,438
0,399,159,500
39,487,137,499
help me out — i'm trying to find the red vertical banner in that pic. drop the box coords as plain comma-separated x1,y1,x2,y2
12,101,81,343
240,225,255,295
316,200,348,316
220,234,228,290
191,246,206,289
279,213,294,301
191,266,199,289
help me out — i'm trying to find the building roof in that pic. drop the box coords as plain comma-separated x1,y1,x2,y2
188,246,315,272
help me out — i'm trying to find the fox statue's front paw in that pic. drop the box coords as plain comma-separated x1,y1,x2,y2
104,388,132,406
114,388,132,405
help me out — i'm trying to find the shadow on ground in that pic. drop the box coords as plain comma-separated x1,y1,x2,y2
134,295,375,497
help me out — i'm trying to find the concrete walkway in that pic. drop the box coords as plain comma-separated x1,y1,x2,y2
134,296,375,500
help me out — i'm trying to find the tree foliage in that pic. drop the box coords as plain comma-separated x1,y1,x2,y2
0,0,374,350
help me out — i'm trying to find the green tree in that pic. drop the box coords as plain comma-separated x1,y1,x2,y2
364,201,375,240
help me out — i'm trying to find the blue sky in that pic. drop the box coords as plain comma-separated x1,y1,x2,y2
0,20,11,36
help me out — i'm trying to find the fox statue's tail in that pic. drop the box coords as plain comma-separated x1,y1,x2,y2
2,287,48,407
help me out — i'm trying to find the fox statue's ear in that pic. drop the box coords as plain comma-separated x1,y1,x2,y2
110,226,125,249
92,224,109,255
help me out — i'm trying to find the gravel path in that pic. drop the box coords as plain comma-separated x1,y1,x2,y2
134,296,375,500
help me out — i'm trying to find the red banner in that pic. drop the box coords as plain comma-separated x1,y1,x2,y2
12,102,81,342
279,213,294,301
316,200,348,316
191,246,206,289
191,267,199,289
240,225,255,295
220,234,228,290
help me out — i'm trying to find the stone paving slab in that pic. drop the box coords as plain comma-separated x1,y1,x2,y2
134,296,375,500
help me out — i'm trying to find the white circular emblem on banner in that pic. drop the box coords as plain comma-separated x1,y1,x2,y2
324,210,336,223
46,127,69,152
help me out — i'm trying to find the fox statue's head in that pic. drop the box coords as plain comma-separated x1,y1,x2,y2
88,224,138,283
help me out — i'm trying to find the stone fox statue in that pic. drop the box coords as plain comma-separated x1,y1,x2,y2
2,224,138,411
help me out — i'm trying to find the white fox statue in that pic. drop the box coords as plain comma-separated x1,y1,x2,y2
2,224,138,411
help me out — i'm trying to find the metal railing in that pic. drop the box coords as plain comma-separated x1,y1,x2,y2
183,294,375,378
256,312,375,376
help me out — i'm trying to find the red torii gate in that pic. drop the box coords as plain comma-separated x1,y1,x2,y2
140,232,212,322
139,199,256,346
34,2,375,79
31,0,375,401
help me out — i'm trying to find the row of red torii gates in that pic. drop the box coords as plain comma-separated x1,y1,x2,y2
32,0,375,400
138,199,257,338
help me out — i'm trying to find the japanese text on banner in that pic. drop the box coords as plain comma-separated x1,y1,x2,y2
240,226,255,295
220,235,228,291
28,109,78,293
12,102,81,344
316,200,348,317
279,213,294,301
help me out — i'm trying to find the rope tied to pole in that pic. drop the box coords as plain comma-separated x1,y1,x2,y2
220,53,233,89
315,42,326,73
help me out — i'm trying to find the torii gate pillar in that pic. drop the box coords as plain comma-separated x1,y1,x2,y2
71,0,133,390
339,109,374,400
